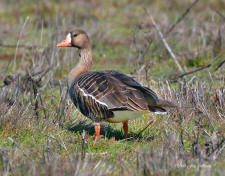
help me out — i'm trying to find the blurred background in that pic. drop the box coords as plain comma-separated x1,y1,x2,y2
0,0,224,175
0,0,224,79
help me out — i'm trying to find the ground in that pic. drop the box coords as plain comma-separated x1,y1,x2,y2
0,0,224,175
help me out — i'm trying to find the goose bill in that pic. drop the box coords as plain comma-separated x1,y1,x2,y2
57,33,72,47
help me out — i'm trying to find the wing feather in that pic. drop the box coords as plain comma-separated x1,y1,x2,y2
71,71,160,112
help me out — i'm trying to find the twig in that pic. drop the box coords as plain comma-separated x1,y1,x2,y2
39,93,47,119
209,138,225,160
136,119,155,137
201,103,215,131
140,0,199,76
180,129,185,148
215,10,225,22
4,17,29,73
192,129,200,157
8,137,33,161
175,64,211,80
58,88,68,125
9,75,21,106
45,137,50,164
81,130,87,160
172,52,225,80
127,28,137,68
215,59,225,71
33,91,39,119
13,17,30,71
46,135,68,151
146,11,184,72
165,0,200,37
27,72,39,119
31,66,54,81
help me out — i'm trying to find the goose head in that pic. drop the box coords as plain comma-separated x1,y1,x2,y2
57,29,90,49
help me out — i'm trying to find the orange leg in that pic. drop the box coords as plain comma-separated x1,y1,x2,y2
93,124,104,145
123,121,128,138
94,124,101,137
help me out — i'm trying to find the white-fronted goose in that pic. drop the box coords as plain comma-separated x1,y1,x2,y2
57,29,170,142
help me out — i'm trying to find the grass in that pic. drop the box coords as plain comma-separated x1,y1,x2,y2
0,0,225,175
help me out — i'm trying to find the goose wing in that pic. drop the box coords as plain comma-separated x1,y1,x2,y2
70,70,160,112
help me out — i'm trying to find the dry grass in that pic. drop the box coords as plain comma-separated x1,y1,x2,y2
0,0,224,175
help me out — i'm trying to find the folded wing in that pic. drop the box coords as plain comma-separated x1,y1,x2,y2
73,70,164,110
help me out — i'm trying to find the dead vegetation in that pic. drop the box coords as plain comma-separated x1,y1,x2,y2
0,0,224,175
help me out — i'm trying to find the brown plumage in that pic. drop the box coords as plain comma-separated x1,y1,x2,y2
57,29,173,141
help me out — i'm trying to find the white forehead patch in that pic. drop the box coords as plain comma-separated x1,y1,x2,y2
66,33,71,43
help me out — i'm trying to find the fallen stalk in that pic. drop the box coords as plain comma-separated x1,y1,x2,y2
145,10,184,73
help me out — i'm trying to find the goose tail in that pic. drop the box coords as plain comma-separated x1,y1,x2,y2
149,99,177,114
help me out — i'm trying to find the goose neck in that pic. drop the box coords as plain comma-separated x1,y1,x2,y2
67,47,92,87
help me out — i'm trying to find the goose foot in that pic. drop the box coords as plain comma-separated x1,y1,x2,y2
93,124,104,145
93,135,104,145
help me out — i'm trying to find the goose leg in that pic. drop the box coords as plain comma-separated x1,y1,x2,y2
93,123,104,145
123,121,128,138
94,124,101,136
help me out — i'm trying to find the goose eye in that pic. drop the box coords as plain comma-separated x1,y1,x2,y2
73,34,78,37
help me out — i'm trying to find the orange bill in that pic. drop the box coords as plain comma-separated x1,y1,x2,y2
57,33,72,47
57,39,71,47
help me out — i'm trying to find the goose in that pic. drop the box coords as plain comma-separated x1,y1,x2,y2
57,29,173,143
